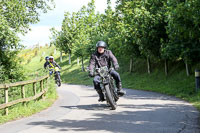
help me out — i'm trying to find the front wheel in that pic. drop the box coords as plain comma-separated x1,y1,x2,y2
104,84,117,110
56,79,61,87
55,72,61,87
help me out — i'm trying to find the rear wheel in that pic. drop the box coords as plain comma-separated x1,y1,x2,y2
104,84,117,110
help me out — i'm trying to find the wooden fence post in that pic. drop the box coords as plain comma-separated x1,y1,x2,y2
40,80,44,99
46,77,48,89
33,82,36,96
21,85,26,106
5,87,9,115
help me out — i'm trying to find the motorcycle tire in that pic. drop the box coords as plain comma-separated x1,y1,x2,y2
104,84,117,110
57,80,61,87
56,76,61,87
55,73,61,87
110,80,119,102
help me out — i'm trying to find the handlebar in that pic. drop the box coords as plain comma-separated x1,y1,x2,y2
95,67,114,72
87,67,114,77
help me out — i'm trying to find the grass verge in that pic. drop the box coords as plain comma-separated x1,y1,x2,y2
0,78,57,124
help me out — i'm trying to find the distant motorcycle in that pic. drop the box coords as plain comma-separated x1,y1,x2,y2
95,66,119,110
49,67,61,87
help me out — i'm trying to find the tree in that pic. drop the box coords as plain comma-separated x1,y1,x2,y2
0,0,54,82
110,1,141,72
73,0,96,71
162,0,200,76
131,0,167,74
0,0,55,34
0,14,23,82
53,0,98,69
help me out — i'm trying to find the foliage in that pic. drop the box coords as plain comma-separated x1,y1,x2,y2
50,0,97,59
0,0,55,34
0,0,54,83
162,0,200,62
50,0,200,76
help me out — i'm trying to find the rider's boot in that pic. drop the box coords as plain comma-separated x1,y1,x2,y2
116,82,126,96
96,89,105,102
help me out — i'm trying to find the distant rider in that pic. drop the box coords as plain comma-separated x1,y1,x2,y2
88,41,125,102
44,56,49,69
44,56,61,75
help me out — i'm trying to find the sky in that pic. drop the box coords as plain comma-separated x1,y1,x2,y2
20,0,116,47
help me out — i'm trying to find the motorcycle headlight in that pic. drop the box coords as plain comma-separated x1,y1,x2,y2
99,66,108,77
55,67,60,72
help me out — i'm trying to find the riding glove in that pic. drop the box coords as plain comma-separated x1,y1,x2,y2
114,64,119,71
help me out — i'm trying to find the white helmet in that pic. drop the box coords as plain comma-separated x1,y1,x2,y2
49,56,54,61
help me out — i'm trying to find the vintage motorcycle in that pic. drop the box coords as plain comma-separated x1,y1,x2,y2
49,67,61,87
95,66,119,110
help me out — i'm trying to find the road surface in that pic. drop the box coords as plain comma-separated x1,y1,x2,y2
0,84,199,133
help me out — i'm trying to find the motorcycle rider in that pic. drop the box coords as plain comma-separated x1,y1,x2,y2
44,56,61,75
88,41,125,102
44,56,49,69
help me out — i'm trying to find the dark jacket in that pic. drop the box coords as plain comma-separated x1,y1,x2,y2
44,61,61,69
89,50,119,71
44,61,49,69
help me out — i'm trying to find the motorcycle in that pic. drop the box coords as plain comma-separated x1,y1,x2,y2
95,66,119,110
49,67,61,87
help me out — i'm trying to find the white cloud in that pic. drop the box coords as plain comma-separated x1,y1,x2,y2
20,26,60,46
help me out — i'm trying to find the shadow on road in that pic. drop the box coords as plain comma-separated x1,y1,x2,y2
27,102,199,133
61,104,109,111
27,110,155,133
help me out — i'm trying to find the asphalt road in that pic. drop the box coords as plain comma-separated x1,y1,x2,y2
0,84,199,133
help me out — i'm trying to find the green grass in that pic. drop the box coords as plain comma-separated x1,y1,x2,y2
59,57,92,85
121,71,200,111
0,46,59,124
22,46,59,72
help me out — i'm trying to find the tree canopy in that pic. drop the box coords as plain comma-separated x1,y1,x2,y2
50,0,200,75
